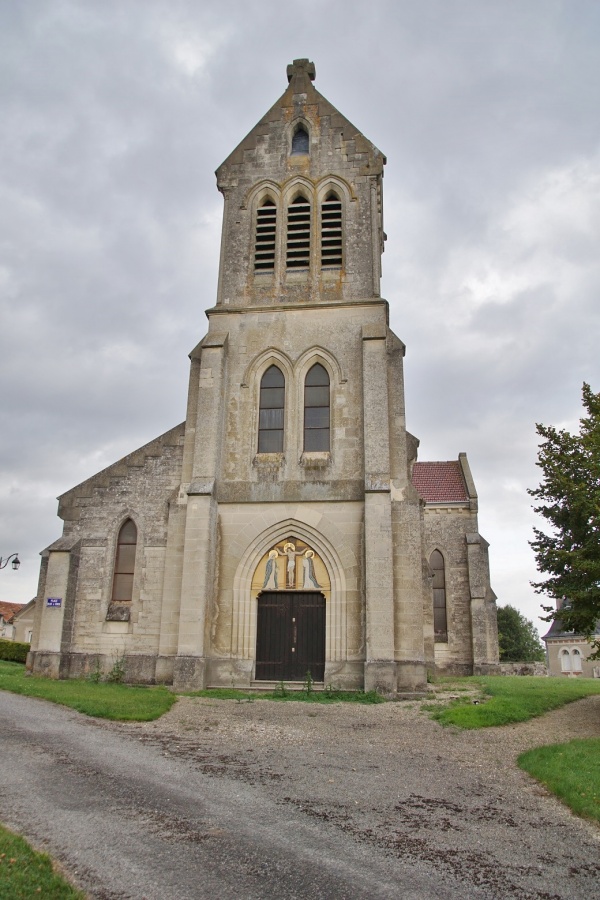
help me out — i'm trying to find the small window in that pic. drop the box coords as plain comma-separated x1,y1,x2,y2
111,519,137,603
254,198,277,273
430,550,448,641
258,365,285,453
321,192,342,267
291,125,309,155
286,195,311,269
304,363,330,451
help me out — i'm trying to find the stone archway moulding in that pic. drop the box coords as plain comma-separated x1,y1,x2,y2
242,345,345,389
241,347,294,389
294,345,346,385
230,516,352,669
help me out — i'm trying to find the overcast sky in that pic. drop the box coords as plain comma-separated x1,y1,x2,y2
1,1,599,636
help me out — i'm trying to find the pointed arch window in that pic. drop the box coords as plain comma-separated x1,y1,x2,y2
321,191,342,267
291,124,309,155
304,363,330,451
111,519,137,603
258,365,285,453
430,550,448,641
286,195,311,269
254,198,277,273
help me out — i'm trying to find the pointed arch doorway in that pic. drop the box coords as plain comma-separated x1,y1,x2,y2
254,536,328,682
256,591,325,681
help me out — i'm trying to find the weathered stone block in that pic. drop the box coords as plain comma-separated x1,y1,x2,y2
173,656,207,691
364,660,397,694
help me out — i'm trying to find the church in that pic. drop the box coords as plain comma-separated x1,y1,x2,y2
29,60,499,693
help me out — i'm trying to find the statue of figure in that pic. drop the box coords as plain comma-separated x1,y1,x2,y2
302,549,321,589
262,549,279,589
282,541,303,588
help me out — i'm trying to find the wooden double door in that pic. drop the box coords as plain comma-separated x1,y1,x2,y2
255,591,325,682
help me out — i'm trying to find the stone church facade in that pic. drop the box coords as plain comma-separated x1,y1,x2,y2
29,60,498,693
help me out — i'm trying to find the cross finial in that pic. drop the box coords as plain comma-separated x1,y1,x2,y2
286,59,316,83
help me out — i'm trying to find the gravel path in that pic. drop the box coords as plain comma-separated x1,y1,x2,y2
2,689,599,899
111,690,600,899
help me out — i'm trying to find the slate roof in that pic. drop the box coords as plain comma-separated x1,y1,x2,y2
543,610,600,641
412,461,470,504
0,601,25,623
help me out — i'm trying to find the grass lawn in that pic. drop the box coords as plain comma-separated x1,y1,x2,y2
429,676,600,729
518,738,600,824
0,660,177,721
183,687,385,704
0,823,84,899
3,660,598,725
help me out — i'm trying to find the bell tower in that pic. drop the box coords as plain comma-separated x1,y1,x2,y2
214,58,386,309
170,59,425,694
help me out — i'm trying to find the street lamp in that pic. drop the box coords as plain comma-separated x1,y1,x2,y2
0,553,20,571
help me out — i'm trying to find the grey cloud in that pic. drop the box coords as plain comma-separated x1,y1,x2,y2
1,1,599,635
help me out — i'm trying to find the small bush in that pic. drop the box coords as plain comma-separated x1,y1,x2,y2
86,658,103,684
273,680,289,698
0,638,29,663
106,652,126,683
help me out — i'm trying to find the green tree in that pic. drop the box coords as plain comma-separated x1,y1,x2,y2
529,383,600,658
496,605,545,662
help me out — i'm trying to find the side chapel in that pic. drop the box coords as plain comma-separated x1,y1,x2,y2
29,60,499,692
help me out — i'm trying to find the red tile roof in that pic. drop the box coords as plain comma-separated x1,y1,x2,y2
412,461,469,503
0,601,25,623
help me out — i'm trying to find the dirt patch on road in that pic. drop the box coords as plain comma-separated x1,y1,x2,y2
108,692,600,899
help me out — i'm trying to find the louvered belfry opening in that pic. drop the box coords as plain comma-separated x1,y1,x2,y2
258,365,285,453
321,192,342,267
286,195,311,269
430,549,448,641
254,198,277,273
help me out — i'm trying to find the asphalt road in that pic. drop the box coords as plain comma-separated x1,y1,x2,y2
1,691,492,900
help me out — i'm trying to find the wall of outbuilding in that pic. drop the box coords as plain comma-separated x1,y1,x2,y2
422,505,480,674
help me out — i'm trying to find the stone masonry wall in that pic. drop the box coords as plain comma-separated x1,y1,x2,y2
41,426,185,669
422,506,478,674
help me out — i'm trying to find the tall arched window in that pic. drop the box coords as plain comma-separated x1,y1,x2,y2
321,191,342,267
291,124,309,155
111,519,137,603
572,648,582,673
560,648,571,673
286,195,311,269
258,365,285,452
254,198,277,273
304,363,330,451
430,550,448,641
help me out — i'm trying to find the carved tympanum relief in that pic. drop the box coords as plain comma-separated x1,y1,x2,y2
253,537,330,593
